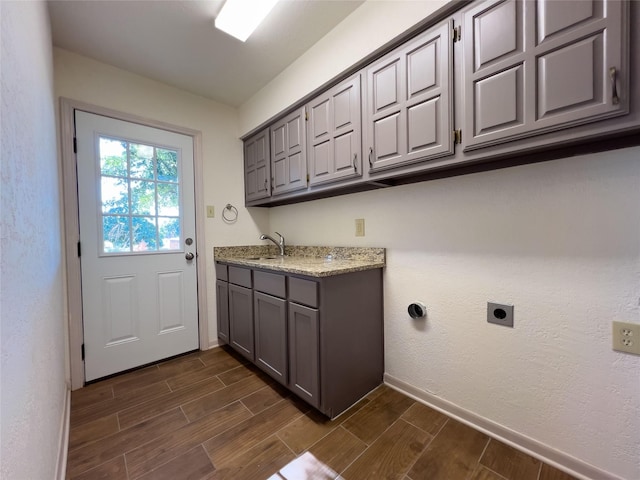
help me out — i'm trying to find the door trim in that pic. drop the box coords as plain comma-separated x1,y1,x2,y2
59,97,209,390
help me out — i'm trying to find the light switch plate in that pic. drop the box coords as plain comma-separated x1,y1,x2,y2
206,205,215,218
355,218,365,237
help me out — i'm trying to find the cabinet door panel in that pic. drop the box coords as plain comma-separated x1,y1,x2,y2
288,303,319,408
537,34,602,119
473,0,521,70
463,0,627,151
216,280,229,344
244,129,271,202
271,107,308,195
254,292,287,385
475,65,524,135
228,284,254,361
366,20,453,172
537,0,596,42
307,74,362,186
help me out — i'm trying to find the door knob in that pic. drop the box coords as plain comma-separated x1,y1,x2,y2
185,252,195,261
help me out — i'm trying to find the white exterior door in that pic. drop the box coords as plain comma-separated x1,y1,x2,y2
75,111,199,381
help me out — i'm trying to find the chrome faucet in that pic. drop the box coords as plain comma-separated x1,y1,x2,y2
260,232,285,256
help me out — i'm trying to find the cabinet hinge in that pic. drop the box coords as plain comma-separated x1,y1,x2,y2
306,173,310,184
453,129,462,144
77,241,81,257
81,343,85,360
453,25,461,42
73,137,77,153
305,109,309,121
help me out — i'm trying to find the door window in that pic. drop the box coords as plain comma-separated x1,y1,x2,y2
98,136,181,254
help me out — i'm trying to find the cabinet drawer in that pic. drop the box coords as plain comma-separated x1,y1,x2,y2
229,266,252,288
254,270,286,298
215,263,228,281
289,277,318,308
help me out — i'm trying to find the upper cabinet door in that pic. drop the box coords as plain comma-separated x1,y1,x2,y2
365,20,454,173
307,74,362,186
462,0,628,151
271,107,308,196
244,128,271,203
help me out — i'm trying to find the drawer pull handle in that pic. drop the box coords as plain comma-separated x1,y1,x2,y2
353,153,357,172
610,67,619,105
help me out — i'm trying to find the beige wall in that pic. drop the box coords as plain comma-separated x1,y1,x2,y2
1,1,67,478
238,1,640,478
53,48,270,346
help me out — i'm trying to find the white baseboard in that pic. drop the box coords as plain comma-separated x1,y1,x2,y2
207,340,220,349
384,374,623,480
55,388,71,480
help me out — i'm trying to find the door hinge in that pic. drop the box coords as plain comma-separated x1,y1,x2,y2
81,343,85,360
453,25,462,42
77,241,81,257
73,137,77,153
453,129,462,144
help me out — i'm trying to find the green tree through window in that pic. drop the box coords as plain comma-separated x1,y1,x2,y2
99,137,181,253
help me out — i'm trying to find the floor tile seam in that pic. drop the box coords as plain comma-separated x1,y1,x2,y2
68,453,127,479
331,426,371,476
400,414,446,439
69,415,189,475
343,399,415,446
477,436,495,467
72,382,174,426
275,431,299,458
124,400,255,473
69,414,179,470
165,364,245,390
123,452,132,480
115,404,189,443
202,399,307,468
182,381,273,422
475,463,511,480
277,420,340,456
119,380,229,428
129,444,212,480
401,421,440,480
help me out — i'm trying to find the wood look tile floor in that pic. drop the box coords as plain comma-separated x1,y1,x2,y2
67,347,577,480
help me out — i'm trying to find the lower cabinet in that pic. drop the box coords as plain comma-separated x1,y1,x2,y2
288,302,320,408
215,279,229,344
254,291,288,386
216,262,383,418
228,283,254,361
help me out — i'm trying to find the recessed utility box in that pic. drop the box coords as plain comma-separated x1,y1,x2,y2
487,302,514,327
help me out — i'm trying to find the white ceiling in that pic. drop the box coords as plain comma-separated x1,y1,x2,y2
48,0,364,107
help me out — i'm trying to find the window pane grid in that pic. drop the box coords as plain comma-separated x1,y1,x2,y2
99,136,181,254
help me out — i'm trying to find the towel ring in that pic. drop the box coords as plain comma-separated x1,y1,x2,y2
222,203,238,223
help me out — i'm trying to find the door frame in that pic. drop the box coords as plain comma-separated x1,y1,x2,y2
59,97,209,390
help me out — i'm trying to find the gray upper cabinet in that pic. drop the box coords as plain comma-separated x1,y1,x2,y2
462,0,628,151
244,128,271,203
271,107,308,196
364,20,454,173
307,74,362,186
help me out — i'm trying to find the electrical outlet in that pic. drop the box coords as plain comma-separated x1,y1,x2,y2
206,205,215,218
612,321,640,355
355,218,365,237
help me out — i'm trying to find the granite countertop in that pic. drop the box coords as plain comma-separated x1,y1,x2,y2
213,245,385,278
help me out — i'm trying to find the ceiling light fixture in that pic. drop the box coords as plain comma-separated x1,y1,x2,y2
215,0,279,42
